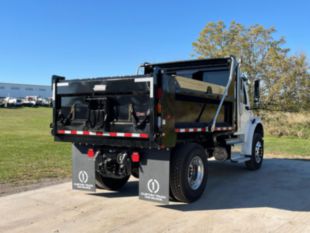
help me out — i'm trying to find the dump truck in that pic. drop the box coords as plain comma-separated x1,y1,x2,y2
51,56,264,204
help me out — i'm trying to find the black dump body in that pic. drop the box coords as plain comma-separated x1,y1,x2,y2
52,57,236,149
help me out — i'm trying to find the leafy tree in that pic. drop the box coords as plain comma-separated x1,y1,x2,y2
192,21,309,111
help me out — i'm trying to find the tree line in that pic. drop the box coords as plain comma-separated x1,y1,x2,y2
192,21,310,112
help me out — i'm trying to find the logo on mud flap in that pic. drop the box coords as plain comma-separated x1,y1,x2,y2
147,179,160,194
78,170,89,184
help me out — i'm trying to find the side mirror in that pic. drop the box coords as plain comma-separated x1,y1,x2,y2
254,79,260,108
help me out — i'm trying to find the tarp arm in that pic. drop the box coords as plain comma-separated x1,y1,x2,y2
211,56,236,132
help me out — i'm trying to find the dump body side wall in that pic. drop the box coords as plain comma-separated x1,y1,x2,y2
157,72,236,148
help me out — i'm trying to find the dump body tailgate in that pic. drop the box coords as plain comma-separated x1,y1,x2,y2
52,75,156,148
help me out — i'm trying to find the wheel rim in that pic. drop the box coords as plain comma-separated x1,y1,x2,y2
187,156,204,190
255,141,263,163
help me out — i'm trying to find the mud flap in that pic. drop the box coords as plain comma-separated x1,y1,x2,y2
72,144,96,192
139,149,170,204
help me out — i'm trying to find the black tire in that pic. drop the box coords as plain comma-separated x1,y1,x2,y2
131,168,139,179
245,133,264,170
170,143,208,203
96,172,130,190
169,188,178,202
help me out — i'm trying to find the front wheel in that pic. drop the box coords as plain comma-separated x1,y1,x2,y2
245,133,264,170
170,143,208,203
96,173,130,190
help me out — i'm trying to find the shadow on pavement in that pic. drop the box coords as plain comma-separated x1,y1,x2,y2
90,158,310,212
89,180,138,198
164,158,310,212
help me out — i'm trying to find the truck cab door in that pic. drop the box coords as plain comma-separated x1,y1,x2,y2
237,78,251,133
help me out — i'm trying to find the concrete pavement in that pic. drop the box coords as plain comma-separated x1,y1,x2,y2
0,158,309,233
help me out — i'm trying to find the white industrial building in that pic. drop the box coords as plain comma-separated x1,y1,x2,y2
0,82,51,98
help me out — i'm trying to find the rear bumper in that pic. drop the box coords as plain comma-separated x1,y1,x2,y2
54,133,156,148
57,129,149,139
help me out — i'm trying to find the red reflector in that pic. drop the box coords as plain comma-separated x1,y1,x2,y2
156,103,162,113
156,88,163,99
87,149,95,158
109,132,117,137
139,133,149,139
131,152,140,162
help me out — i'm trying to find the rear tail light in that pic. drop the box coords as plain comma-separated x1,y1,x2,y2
87,148,95,158
131,152,140,162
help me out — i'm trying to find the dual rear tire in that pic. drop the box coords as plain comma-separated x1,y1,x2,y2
96,173,130,191
170,144,208,203
169,133,264,202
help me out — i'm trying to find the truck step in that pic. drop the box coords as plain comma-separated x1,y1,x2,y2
226,138,244,145
226,135,244,145
230,153,251,163
233,132,244,136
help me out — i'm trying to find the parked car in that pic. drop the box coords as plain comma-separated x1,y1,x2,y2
37,97,50,107
0,97,6,107
2,97,23,107
22,96,37,107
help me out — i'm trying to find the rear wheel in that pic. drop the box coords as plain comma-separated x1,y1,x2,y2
96,172,130,190
131,168,139,179
170,144,208,203
245,133,264,170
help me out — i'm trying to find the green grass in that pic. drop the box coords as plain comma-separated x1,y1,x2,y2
265,135,310,157
260,111,310,139
0,108,71,184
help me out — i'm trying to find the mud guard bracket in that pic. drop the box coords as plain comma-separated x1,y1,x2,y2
139,149,170,204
